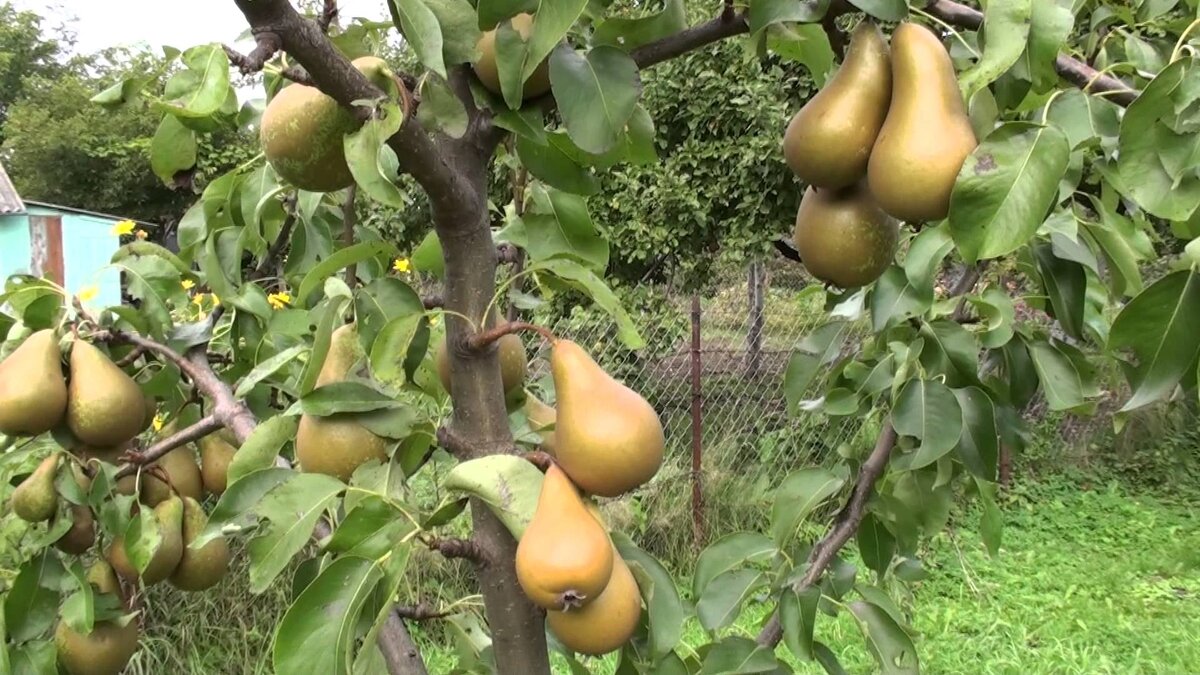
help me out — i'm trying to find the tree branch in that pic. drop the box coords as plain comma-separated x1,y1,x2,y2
425,536,489,563
223,32,281,73
254,210,297,280
926,0,1138,107
630,12,750,69
318,0,338,32
115,416,222,479
756,424,899,647
950,262,987,322
466,322,555,350
436,426,473,456
393,602,453,621
113,345,147,369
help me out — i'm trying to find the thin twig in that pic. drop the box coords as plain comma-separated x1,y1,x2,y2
393,602,453,621
951,262,986,322
114,415,222,479
467,322,556,350
113,345,147,369
223,34,282,74
318,0,338,32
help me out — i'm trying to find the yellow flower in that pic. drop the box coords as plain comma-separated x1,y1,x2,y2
212,295,221,307
135,229,148,240
152,414,164,432
192,293,207,307
110,219,135,236
429,316,439,328
393,258,412,274
78,286,98,303
181,279,196,290
268,292,291,310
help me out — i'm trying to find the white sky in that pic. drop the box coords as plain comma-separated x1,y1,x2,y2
13,0,392,56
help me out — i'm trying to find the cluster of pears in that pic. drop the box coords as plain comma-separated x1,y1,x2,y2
260,56,399,192
783,21,977,288
54,560,140,675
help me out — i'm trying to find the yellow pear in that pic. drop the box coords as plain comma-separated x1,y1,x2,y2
522,390,557,455
551,340,664,497
11,453,60,522
54,505,97,555
435,333,528,395
792,183,898,288
473,13,552,99
296,324,388,481
107,495,184,586
66,341,146,448
867,22,978,222
199,431,238,495
0,329,67,435
515,465,614,610
169,496,231,591
783,21,892,189
140,444,203,507
547,551,642,656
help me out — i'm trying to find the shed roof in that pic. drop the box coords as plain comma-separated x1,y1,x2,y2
23,200,155,227
0,162,23,215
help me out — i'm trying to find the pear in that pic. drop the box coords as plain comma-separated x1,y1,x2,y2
56,560,138,675
139,394,157,433
436,333,528,395
792,184,899,288
783,22,892,189
296,324,388,481
11,453,60,522
867,22,978,223
515,465,614,610
522,390,557,456
54,505,97,555
169,496,230,591
473,13,551,100
141,445,203,507
199,431,238,495
67,341,146,448
107,495,184,585
547,550,642,656
550,340,664,497
0,329,67,435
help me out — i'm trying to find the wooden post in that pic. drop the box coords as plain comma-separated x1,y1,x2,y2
690,294,705,549
28,215,64,286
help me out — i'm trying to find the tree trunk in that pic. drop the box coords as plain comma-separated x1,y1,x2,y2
433,138,551,675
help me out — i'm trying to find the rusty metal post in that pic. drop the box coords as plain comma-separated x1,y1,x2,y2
690,293,705,549
747,260,765,376
28,215,64,286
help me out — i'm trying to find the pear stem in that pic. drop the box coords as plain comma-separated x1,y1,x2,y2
467,322,556,351
112,345,147,369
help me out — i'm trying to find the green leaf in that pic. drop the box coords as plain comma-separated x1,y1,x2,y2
345,102,409,208
195,468,295,547
4,553,62,642
370,314,429,385
958,0,1032,100
693,532,777,599
949,122,1070,262
443,456,544,538
968,286,1016,349
613,532,686,660
767,23,835,86
696,569,766,633
91,76,151,107
1109,269,1200,411
749,0,811,39
1027,338,1088,411
1021,1,1073,92
780,585,820,661
158,44,231,118
848,600,920,674
771,466,847,548
124,506,163,577
953,386,999,481
150,114,197,184
411,231,445,279
1032,242,1086,339
417,75,468,138
549,46,642,154
235,345,308,398
870,266,933,332
783,321,848,412
298,242,399,305
856,513,896,578
355,277,424,349
327,498,415,559
424,0,481,66
699,636,779,674
499,186,608,270
1117,59,1200,220
918,320,979,387
904,225,954,292
248,473,346,592
1044,89,1120,149
228,416,299,484
976,478,1003,556
534,258,644,348
1080,195,1147,297
891,379,964,471
846,0,907,21
515,134,600,195
274,557,384,675
300,382,401,415
389,0,446,77
593,0,687,51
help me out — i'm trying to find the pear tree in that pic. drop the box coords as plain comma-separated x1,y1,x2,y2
2,0,1199,674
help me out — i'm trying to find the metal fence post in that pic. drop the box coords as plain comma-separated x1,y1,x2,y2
690,294,705,550
747,260,765,376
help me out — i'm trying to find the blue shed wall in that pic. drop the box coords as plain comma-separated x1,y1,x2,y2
0,214,32,281
26,207,122,309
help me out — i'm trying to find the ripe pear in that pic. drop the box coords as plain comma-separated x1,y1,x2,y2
551,340,665,497
515,464,614,610
783,22,892,189
11,453,60,522
169,496,230,591
107,495,184,585
296,324,388,481
521,390,557,455
547,550,642,655
141,445,203,507
139,394,157,433
199,431,238,495
67,341,146,448
57,560,137,674
0,329,67,435
792,184,898,288
473,13,552,100
436,333,528,395
261,56,396,192
868,22,978,222
54,505,97,555
86,558,122,595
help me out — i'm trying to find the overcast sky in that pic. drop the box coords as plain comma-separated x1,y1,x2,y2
13,0,392,56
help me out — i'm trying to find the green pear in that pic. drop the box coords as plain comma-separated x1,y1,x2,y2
199,431,238,495
169,496,230,591
792,183,898,288
56,561,138,675
141,444,203,507
107,495,184,585
67,341,146,448
11,453,60,522
0,329,68,435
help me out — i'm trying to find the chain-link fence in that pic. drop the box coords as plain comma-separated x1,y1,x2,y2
524,262,871,555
